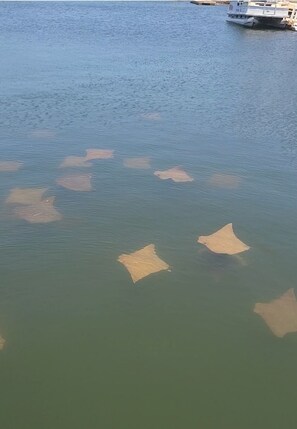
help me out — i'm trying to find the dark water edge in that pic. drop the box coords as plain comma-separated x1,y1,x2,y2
0,2,297,429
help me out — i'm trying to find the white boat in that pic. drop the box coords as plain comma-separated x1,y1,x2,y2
227,0,291,28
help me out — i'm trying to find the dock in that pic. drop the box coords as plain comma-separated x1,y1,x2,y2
286,2,297,30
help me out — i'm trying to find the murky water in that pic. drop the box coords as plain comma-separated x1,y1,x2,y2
0,2,297,428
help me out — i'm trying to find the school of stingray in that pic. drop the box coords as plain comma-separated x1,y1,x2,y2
0,148,296,350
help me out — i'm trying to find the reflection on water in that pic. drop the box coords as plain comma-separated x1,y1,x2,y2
0,2,297,429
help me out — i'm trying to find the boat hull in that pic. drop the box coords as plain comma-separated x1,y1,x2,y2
227,15,287,29
226,16,258,27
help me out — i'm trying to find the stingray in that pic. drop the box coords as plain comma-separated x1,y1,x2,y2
60,156,91,168
123,157,151,169
197,223,250,255
208,173,241,189
6,187,48,206
154,167,194,183
14,196,62,224
254,289,297,338
141,112,161,121
0,336,5,351
118,244,170,283
56,174,92,192
0,161,23,172
29,129,56,139
85,149,114,161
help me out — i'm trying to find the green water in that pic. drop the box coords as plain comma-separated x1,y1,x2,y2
0,2,297,428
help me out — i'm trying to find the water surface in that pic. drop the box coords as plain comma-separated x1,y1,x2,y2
0,2,297,428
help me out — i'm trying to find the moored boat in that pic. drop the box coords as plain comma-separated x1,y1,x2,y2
227,0,291,28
